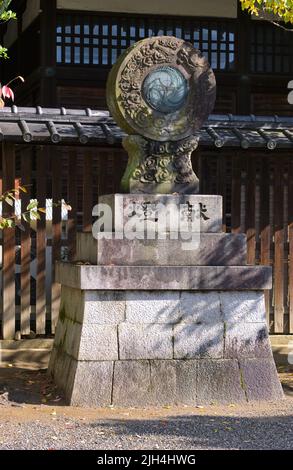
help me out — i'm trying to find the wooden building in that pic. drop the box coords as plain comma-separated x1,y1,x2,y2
0,0,293,338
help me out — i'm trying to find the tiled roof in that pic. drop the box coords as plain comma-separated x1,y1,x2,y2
0,106,293,149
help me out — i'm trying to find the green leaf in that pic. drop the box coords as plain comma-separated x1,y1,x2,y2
30,211,41,221
5,196,14,206
26,201,38,211
6,219,14,228
22,213,31,223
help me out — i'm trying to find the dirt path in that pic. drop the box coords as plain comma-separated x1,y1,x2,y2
0,366,293,450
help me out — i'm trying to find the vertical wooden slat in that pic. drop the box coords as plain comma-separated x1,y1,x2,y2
51,149,62,333
231,152,241,234
197,150,205,194
83,153,93,232
98,150,106,196
274,158,284,333
2,143,16,339
36,147,47,335
68,149,77,261
105,150,115,195
260,157,272,327
246,156,256,265
216,152,227,232
288,158,293,333
20,148,31,335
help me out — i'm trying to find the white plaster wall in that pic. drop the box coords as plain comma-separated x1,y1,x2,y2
57,0,238,18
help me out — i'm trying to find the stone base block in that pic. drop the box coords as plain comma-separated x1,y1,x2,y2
55,263,272,290
76,232,247,266
98,193,223,233
98,233,247,266
49,354,283,407
48,286,284,407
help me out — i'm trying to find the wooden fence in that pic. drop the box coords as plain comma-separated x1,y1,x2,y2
0,143,292,338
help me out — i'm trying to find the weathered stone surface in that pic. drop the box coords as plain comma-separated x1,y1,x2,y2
220,291,267,323
121,134,200,194
59,286,84,323
48,349,77,404
225,322,272,359
107,36,216,142
112,360,151,406
239,358,284,401
71,361,114,406
84,291,126,324
53,314,82,360
75,232,97,264
78,324,118,361
119,323,173,359
53,314,67,347
180,292,221,323
99,194,223,233
125,291,180,324
149,359,198,405
63,320,82,359
55,263,272,291
49,282,282,406
97,233,247,266
174,323,224,359
197,359,246,404
150,360,177,404
175,360,197,405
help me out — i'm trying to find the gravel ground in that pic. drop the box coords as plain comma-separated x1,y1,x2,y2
0,366,293,450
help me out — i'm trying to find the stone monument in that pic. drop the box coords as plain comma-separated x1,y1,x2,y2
48,37,283,406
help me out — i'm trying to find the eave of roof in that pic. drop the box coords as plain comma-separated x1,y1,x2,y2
0,106,293,150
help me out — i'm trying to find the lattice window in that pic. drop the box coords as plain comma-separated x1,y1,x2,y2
250,22,293,73
56,14,236,71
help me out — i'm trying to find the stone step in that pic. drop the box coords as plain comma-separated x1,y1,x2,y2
0,339,52,370
56,262,272,291
0,339,53,350
97,233,247,266
270,335,293,366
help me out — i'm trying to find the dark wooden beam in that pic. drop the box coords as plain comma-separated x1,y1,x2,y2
40,0,57,106
237,6,251,114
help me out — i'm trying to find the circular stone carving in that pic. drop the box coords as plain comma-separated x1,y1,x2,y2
142,66,189,113
106,36,216,142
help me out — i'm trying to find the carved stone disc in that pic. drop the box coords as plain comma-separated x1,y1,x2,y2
106,36,216,142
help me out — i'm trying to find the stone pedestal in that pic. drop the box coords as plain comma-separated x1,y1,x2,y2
48,194,283,406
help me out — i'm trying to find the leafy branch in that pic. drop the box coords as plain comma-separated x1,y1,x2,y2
0,186,72,230
0,0,16,59
240,0,293,32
